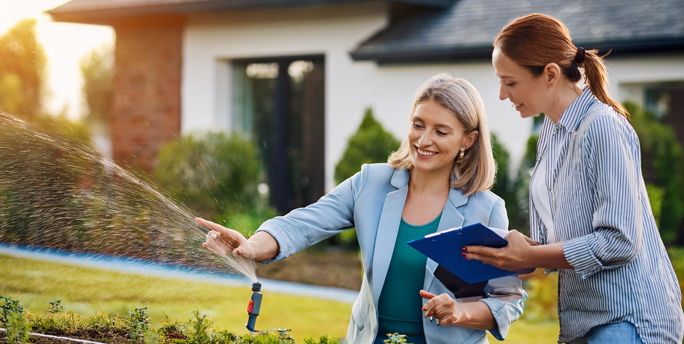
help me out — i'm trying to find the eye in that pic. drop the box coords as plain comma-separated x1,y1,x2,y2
436,130,448,136
412,122,423,129
506,82,515,87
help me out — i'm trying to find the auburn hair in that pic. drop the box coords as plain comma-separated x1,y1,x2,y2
494,13,629,119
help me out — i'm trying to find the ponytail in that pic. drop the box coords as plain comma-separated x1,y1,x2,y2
582,49,630,119
495,13,629,120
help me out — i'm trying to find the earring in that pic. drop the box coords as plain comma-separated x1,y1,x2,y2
459,146,465,159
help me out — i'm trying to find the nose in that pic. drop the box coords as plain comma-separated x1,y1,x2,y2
499,83,509,101
418,131,434,147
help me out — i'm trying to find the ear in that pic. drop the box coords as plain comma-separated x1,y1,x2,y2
464,131,479,150
544,63,562,87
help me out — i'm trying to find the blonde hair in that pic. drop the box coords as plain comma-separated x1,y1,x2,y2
388,73,496,195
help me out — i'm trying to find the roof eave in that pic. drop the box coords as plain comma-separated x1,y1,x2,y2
351,37,684,64
47,0,454,24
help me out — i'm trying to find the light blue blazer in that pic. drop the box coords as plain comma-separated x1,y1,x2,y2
256,164,526,344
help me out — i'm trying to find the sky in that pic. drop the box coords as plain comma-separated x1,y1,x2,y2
0,0,115,120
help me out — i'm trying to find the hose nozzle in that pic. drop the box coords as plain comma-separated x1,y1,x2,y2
246,282,262,332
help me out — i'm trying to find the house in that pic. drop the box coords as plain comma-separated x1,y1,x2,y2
48,0,684,213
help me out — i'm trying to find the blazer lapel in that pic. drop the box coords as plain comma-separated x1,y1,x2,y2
372,169,409,307
424,187,466,291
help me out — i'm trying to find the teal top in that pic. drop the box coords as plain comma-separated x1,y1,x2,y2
377,213,442,337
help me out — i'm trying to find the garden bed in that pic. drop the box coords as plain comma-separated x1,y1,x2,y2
0,328,128,344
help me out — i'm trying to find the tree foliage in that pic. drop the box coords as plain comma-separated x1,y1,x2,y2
491,133,537,234
155,132,263,220
334,108,401,184
79,44,113,124
625,101,684,244
0,19,47,119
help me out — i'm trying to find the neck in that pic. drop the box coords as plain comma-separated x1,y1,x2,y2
409,165,452,195
545,82,584,124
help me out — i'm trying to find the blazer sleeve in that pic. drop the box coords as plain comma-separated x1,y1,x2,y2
479,198,527,341
563,115,642,279
255,164,369,263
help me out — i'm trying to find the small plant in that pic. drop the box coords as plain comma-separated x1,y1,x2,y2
126,307,150,342
383,333,412,344
303,335,337,344
0,296,31,344
188,311,212,344
48,300,64,314
273,328,295,344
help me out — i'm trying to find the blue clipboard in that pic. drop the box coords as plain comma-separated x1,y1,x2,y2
407,223,534,284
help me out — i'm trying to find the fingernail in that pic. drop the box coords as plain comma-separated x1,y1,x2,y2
429,316,433,322
234,249,241,255
436,322,440,327
461,246,467,252
461,253,466,258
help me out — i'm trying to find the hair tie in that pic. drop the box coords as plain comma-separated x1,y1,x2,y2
574,47,586,65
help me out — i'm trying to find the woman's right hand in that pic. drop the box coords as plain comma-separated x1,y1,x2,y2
196,217,255,259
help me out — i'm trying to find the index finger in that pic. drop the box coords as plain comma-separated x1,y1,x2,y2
195,218,242,246
419,290,436,300
463,245,500,257
422,293,447,311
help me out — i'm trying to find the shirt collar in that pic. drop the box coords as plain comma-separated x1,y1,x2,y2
557,87,596,133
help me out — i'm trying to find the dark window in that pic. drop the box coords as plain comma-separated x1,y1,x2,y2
232,57,325,214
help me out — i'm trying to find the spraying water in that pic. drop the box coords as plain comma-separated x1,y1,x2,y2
0,111,258,282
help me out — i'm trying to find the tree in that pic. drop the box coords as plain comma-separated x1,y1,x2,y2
334,108,401,184
0,19,47,119
79,44,113,124
625,101,684,244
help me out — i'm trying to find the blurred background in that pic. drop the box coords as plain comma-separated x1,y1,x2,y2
0,0,683,342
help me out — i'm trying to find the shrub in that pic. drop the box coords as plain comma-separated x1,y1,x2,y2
127,307,151,342
334,108,401,184
333,109,400,247
625,101,684,244
0,296,31,344
668,247,684,307
155,132,262,220
521,274,559,322
500,135,538,235
218,207,278,238
490,133,521,230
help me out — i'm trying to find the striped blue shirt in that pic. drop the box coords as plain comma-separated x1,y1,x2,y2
530,87,684,343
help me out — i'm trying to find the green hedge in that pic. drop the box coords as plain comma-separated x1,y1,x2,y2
626,101,684,244
334,108,400,184
155,132,263,220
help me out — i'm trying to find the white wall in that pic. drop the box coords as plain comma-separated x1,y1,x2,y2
607,54,684,105
182,3,684,190
182,3,389,190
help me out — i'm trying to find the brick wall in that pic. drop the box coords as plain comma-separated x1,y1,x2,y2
110,17,184,173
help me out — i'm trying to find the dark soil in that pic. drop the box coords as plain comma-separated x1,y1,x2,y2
0,328,133,344
256,248,362,291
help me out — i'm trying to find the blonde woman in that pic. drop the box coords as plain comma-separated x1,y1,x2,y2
197,73,526,344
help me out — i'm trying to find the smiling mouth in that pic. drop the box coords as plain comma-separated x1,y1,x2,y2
512,102,523,108
415,145,438,156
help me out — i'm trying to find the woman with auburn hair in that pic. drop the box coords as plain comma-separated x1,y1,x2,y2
197,73,527,344
463,13,684,344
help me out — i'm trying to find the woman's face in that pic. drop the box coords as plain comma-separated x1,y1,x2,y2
408,99,477,175
492,46,551,118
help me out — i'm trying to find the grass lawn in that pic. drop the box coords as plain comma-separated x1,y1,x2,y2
0,253,558,343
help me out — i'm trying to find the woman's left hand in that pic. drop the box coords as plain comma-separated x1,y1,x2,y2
420,290,465,326
462,230,535,271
